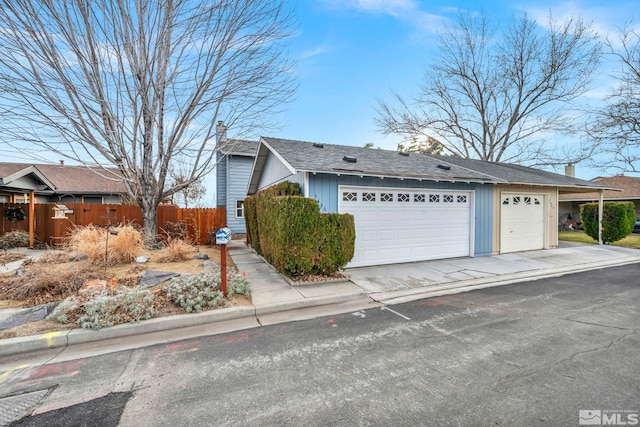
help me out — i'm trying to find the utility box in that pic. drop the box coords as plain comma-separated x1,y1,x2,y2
215,227,232,245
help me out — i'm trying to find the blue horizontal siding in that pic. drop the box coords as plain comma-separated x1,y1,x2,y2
308,173,493,257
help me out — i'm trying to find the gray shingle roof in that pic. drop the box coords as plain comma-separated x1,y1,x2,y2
261,137,496,182
257,138,615,191
432,156,610,189
219,139,258,156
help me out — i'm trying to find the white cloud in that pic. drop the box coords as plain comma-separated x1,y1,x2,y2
319,0,448,34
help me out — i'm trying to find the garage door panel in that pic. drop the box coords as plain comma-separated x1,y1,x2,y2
500,193,545,253
339,187,473,267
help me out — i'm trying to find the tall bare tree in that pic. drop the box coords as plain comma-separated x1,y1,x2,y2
590,24,640,173
169,173,206,208
376,11,601,164
0,0,296,244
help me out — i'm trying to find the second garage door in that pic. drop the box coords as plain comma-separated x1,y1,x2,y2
500,193,546,253
339,186,473,268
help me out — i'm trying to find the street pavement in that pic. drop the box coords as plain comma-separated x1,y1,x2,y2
1,264,638,426
0,241,639,359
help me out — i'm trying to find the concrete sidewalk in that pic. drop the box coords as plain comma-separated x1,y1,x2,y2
0,240,639,359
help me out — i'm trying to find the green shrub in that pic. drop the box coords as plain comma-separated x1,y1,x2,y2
580,202,636,244
0,230,30,251
246,183,355,276
48,287,157,329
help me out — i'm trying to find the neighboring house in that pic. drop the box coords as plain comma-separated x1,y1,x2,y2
0,162,127,204
559,175,640,221
215,122,258,234
247,137,613,268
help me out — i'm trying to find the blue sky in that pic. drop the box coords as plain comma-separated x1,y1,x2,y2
1,0,637,206
272,0,638,180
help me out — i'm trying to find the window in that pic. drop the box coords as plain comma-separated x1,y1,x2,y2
342,191,357,202
429,194,440,203
443,194,454,203
414,194,425,203
381,193,393,202
502,198,509,205
534,198,541,205
363,192,376,202
236,200,244,218
398,193,410,202
457,195,467,203
513,196,520,205
524,196,531,205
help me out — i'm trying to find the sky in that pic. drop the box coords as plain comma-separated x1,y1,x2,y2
1,0,638,206
270,0,638,180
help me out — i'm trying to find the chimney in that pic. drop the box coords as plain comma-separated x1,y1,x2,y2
565,163,575,177
59,160,64,166
215,121,227,147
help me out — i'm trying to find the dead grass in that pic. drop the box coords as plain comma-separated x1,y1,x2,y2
0,243,249,339
158,238,195,262
66,224,144,265
0,252,25,264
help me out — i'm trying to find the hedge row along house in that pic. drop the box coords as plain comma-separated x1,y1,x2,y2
245,138,617,268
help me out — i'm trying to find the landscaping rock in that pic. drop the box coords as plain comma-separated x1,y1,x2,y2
139,270,179,288
69,253,88,262
135,256,150,264
0,302,59,330
12,268,26,277
194,253,210,260
203,260,220,271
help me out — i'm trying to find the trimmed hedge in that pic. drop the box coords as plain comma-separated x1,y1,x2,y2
244,182,355,276
580,201,635,244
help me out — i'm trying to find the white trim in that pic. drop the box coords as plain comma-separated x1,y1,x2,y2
303,172,309,198
339,185,475,267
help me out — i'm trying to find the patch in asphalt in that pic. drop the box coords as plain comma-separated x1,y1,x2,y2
9,391,132,427
0,388,52,427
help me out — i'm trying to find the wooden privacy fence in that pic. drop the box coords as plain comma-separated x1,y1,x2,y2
0,203,226,246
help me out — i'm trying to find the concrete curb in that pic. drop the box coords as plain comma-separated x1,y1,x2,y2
371,257,640,305
0,293,369,358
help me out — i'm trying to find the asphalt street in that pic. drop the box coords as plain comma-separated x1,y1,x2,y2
2,264,639,426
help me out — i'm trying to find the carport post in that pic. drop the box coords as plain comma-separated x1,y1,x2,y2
598,190,603,245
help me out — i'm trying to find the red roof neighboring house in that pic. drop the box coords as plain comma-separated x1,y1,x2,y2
558,175,640,202
0,162,127,203
559,175,640,220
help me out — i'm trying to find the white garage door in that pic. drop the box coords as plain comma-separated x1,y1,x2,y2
500,193,545,253
339,186,473,268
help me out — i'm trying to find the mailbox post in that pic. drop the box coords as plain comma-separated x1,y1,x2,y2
215,228,232,295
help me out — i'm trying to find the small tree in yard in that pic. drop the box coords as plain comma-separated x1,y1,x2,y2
580,202,636,244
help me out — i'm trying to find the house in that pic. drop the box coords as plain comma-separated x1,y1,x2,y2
215,122,258,234
559,175,640,221
247,137,614,268
0,162,127,204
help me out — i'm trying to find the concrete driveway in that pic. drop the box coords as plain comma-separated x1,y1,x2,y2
346,244,640,304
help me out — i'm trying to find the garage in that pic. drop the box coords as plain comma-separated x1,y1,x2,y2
500,193,546,253
339,186,473,268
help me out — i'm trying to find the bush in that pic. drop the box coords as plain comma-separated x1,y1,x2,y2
48,287,156,329
163,271,224,313
580,202,636,244
67,224,144,265
246,184,355,276
163,270,251,312
0,230,30,251
158,238,195,262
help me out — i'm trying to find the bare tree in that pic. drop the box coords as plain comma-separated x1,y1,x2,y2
589,24,640,173
169,173,206,208
376,11,601,164
0,0,296,244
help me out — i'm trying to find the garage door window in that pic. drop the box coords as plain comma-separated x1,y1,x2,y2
429,194,439,203
381,193,393,202
343,191,357,202
363,192,376,202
